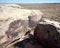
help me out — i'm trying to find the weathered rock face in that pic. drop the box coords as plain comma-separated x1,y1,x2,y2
7,24,60,48
0,4,43,45
34,24,60,48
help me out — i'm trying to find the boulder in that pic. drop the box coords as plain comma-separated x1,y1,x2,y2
34,24,60,48
0,4,43,47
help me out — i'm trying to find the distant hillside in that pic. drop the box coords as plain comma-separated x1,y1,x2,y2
19,3,60,22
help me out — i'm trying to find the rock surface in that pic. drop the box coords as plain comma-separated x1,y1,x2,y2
0,4,43,46
6,24,60,48
34,24,60,48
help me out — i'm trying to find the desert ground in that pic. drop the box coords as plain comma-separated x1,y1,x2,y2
20,4,60,21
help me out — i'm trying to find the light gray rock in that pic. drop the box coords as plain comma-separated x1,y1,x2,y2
0,4,43,47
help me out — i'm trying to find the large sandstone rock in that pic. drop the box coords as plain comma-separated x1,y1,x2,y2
0,4,43,46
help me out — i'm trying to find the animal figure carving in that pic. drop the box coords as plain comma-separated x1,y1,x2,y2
6,19,28,43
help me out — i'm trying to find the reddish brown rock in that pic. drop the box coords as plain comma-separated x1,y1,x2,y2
34,24,60,48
